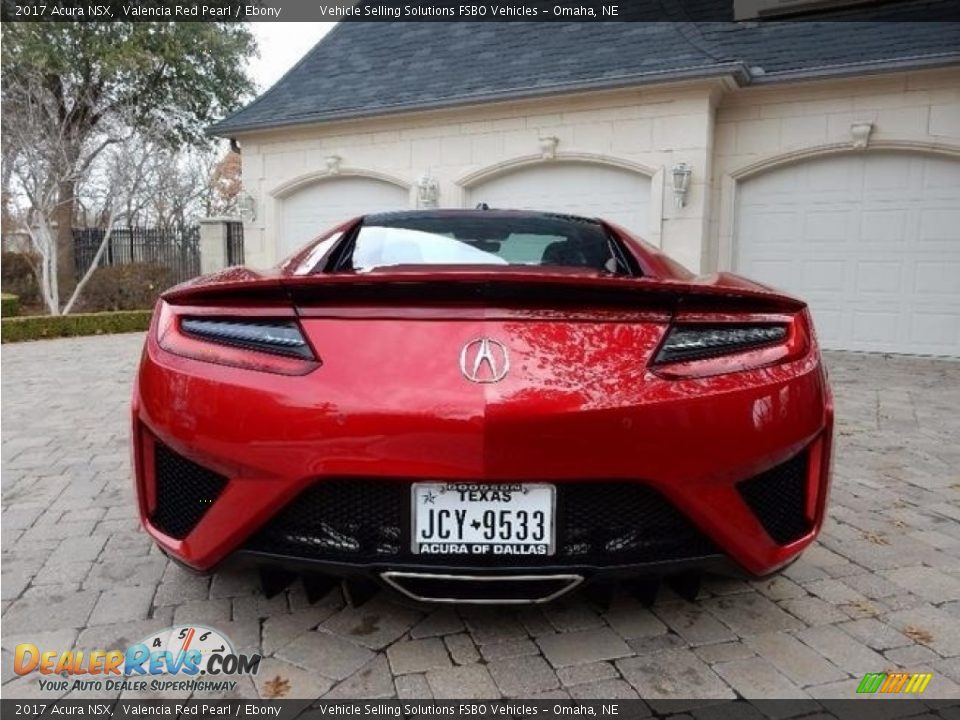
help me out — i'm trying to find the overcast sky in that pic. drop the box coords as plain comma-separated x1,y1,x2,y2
248,23,337,92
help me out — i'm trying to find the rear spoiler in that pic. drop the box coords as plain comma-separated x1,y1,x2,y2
162,269,806,315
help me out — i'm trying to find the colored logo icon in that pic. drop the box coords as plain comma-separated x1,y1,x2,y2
857,672,932,694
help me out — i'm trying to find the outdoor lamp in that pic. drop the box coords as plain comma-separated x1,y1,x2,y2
416,174,440,208
671,162,693,208
238,192,257,222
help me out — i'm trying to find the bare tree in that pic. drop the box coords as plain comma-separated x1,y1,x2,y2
4,73,78,313
2,23,256,294
5,72,150,314
61,144,153,314
1,114,20,238
208,150,243,218
5,65,234,313
76,140,223,230
76,134,157,227
149,146,213,229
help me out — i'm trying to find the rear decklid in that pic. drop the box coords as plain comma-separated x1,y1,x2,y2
157,267,814,479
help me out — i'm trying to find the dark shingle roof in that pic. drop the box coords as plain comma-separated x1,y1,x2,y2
212,10,960,135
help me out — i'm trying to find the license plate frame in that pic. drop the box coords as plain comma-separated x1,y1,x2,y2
410,482,556,556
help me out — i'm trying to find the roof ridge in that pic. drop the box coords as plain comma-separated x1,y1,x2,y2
213,61,752,135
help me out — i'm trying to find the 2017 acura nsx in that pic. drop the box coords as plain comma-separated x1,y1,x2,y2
132,209,833,605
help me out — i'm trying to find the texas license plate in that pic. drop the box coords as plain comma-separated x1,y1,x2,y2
412,483,555,556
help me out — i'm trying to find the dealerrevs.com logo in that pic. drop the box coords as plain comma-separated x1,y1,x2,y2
857,672,933,694
13,625,261,694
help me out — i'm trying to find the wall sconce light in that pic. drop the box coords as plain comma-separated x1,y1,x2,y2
671,162,692,208
416,174,440,208
238,192,256,222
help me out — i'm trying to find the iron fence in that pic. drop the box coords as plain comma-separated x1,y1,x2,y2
226,221,245,266
73,225,201,285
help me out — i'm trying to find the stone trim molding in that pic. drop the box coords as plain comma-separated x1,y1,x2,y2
455,152,665,246
850,122,874,150
268,168,413,199
715,140,960,272
267,168,414,262
456,152,659,188
727,140,960,182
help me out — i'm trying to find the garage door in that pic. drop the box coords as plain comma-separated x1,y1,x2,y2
280,177,409,256
735,153,960,356
467,162,651,236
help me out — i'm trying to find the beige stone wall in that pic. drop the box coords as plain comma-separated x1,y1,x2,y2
236,80,725,271
709,67,960,272
235,66,960,274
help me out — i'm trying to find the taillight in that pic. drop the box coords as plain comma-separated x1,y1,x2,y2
655,325,787,364
156,302,319,375
180,318,314,359
651,313,809,379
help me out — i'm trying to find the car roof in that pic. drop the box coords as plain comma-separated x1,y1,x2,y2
363,209,604,226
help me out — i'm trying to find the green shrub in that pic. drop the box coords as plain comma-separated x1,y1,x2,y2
75,263,174,312
1,252,40,305
1,293,20,317
1,310,153,343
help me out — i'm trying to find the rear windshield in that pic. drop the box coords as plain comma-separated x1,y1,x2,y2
334,215,630,274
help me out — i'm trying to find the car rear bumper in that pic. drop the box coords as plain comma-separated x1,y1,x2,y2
133,425,832,583
132,332,834,588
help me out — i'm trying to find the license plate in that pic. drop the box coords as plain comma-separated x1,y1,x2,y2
412,483,555,556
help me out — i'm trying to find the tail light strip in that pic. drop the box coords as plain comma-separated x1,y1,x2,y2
155,302,320,376
650,311,811,379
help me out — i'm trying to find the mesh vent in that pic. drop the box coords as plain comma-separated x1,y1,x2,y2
560,483,718,563
737,451,810,545
150,443,228,539
245,479,718,566
246,480,407,561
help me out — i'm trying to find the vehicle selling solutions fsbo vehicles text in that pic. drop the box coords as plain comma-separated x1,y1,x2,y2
320,5,620,18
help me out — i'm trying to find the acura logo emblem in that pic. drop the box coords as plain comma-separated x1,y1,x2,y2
460,338,510,383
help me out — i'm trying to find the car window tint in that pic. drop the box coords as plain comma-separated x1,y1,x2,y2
343,215,619,273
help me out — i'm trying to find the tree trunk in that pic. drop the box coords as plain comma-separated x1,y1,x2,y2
0,152,14,235
62,212,116,315
56,177,77,298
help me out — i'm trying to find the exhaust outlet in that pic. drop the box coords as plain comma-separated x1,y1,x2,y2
381,572,583,604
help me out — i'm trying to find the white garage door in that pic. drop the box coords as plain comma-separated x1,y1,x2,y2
467,162,651,236
280,177,409,256
735,153,960,356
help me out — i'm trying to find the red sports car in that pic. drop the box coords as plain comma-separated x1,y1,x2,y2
132,209,833,606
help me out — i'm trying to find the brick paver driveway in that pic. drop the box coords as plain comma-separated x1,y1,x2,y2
2,333,959,701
